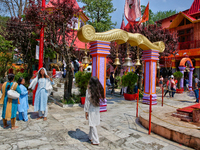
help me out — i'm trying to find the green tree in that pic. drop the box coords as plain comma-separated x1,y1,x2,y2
77,0,116,32
152,10,177,22
0,15,10,37
141,5,177,24
0,35,14,78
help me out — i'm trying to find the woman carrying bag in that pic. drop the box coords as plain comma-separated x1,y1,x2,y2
0,74,21,129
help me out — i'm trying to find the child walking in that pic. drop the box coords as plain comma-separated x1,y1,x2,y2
84,76,105,145
18,77,29,122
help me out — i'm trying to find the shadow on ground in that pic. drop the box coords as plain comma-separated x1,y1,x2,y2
29,112,39,119
68,128,90,143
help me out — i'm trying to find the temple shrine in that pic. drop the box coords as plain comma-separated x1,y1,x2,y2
157,0,200,77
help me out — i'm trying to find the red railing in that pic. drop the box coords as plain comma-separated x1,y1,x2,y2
178,40,200,50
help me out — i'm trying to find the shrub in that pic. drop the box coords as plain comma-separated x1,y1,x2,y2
121,72,138,94
173,71,183,89
115,76,122,88
75,71,91,97
14,71,28,83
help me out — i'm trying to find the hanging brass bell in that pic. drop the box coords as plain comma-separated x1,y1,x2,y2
82,56,90,64
122,56,133,67
113,57,121,66
135,58,141,66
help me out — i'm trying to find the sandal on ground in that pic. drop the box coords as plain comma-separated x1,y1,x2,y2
11,126,19,130
36,117,43,120
91,142,99,146
43,117,47,121
3,125,9,128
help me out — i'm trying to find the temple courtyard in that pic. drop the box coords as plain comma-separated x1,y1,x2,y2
0,89,197,150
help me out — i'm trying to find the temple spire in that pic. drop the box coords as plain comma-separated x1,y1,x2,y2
188,0,200,15
120,13,125,30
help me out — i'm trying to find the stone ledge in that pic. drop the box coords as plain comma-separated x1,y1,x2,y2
48,96,82,108
139,113,200,149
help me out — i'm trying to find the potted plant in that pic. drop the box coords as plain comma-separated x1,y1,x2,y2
75,71,91,104
121,72,138,100
173,71,183,93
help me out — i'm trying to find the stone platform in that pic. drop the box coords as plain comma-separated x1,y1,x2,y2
139,91,200,149
0,89,193,150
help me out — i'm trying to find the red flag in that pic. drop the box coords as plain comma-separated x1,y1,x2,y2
124,0,141,22
139,2,149,24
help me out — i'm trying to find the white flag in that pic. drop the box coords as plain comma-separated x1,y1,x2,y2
36,45,39,60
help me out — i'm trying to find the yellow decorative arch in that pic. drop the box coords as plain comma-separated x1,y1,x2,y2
77,25,165,52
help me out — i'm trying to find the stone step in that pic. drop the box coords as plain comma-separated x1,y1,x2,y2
57,83,64,88
53,86,64,92
176,111,192,117
172,113,193,122
51,91,64,100
181,117,192,122
172,113,188,119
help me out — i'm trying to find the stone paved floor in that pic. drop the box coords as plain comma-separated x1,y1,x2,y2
0,89,194,150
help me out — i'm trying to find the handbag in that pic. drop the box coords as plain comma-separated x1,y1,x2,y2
7,82,20,99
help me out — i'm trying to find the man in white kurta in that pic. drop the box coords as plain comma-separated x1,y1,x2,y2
84,89,100,144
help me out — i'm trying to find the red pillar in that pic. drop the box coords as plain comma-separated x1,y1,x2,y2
39,27,44,69
136,89,139,117
148,95,152,135
38,0,45,69
33,0,45,105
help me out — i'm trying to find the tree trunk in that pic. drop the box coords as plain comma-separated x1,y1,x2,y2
138,63,144,90
64,70,73,101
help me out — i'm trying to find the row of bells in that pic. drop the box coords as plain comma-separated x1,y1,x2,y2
113,56,141,67
82,55,141,67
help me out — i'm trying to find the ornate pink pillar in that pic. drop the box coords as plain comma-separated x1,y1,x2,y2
178,66,186,89
90,41,110,112
142,50,159,105
189,67,194,91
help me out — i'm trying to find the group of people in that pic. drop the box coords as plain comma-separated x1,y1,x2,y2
0,67,54,129
0,67,103,145
163,75,177,98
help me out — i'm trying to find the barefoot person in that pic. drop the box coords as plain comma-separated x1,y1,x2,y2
0,74,21,129
84,76,105,145
29,68,54,121
18,77,29,122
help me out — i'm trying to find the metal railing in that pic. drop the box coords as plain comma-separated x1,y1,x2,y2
178,40,200,50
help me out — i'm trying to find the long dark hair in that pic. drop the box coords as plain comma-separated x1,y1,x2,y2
38,69,46,79
7,74,15,90
88,76,105,107
17,77,24,85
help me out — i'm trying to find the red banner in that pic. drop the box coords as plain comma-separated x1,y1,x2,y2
124,0,141,22
139,2,149,24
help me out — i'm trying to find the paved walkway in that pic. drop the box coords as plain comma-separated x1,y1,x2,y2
0,89,194,150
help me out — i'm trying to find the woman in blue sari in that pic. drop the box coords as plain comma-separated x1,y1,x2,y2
29,68,54,121
0,74,21,129
18,77,29,122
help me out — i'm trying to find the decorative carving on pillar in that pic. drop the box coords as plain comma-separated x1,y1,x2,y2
77,25,166,107
178,66,186,89
189,67,194,91
78,25,165,52
90,41,110,112
142,50,159,105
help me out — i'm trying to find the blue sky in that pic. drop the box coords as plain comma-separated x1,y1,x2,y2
78,0,194,28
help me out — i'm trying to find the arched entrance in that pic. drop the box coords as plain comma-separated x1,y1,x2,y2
178,58,194,90
77,25,165,110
